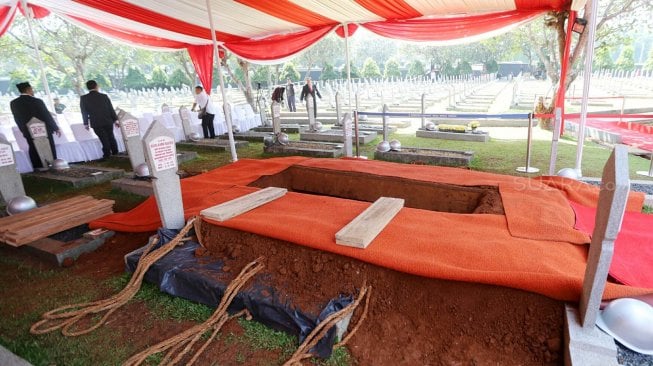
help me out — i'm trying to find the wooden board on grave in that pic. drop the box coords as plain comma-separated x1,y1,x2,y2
201,187,287,222
335,197,404,249
0,195,114,247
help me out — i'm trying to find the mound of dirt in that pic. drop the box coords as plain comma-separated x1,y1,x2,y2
199,224,564,365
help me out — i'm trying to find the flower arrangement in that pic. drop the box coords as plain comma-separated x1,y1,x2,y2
437,124,467,133
468,121,480,130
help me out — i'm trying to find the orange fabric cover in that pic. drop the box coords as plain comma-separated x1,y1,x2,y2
91,157,652,301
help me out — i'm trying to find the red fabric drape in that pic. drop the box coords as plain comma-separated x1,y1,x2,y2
0,4,17,37
362,10,543,42
354,0,421,19
224,25,335,61
19,3,50,19
235,0,333,27
556,11,576,135
69,15,191,49
335,23,358,38
73,0,246,43
187,45,214,93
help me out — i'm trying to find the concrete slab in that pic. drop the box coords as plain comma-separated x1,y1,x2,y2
251,124,301,133
416,129,490,142
23,229,114,266
218,131,274,142
23,166,125,188
564,304,618,366
375,147,473,167
177,139,249,151
301,130,377,144
111,177,153,196
113,151,197,165
264,141,343,158
331,124,397,134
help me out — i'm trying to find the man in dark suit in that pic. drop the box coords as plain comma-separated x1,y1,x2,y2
299,77,321,118
9,82,61,169
80,80,119,160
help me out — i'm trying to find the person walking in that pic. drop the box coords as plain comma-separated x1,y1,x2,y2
80,80,119,161
9,82,61,169
299,77,321,118
191,85,217,139
286,78,296,112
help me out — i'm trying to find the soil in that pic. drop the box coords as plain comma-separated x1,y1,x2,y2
198,224,564,366
33,166,112,178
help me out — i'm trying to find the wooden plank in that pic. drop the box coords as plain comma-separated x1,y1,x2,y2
0,196,95,231
1,199,104,235
6,202,114,241
200,187,287,222
4,208,114,246
2,200,114,247
335,197,404,249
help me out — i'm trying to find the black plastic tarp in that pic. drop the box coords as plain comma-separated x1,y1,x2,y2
125,228,353,358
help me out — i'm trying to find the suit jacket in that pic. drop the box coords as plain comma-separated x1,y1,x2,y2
286,83,295,98
9,94,59,139
300,84,321,101
80,90,118,128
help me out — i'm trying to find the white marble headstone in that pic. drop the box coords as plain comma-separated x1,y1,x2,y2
0,135,26,203
117,109,145,170
27,118,53,168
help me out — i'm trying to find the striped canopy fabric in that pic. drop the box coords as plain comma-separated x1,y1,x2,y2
0,0,587,89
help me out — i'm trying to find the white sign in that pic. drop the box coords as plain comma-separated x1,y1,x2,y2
0,144,14,167
123,119,140,138
29,122,47,138
148,136,177,172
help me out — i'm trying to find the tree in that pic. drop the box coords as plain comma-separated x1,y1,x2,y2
168,68,191,88
484,59,499,74
86,73,112,89
8,68,34,93
280,62,300,82
297,34,340,73
124,67,148,89
456,60,473,76
150,66,168,88
383,58,401,78
361,58,381,78
645,47,653,71
615,45,636,71
593,45,615,70
321,63,339,80
341,62,360,79
407,60,425,77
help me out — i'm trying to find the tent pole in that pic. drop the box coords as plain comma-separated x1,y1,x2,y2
20,0,54,112
574,1,599,177
206,0,237,162
343,23,352,114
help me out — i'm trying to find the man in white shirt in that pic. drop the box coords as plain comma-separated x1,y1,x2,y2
191,85,217,139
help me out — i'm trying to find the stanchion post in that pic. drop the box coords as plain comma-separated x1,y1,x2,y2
382,104,389,141
421,93,426,129
620,96,625,123
549,108,562,175
516,113,540,174
354,110,360,158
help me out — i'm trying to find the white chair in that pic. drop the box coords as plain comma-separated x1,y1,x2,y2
70,124,103,161
53,132,87,163
138,115,154,136
157,112,184,142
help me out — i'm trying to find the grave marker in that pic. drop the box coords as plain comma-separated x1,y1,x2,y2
271,101,281,135
27,118,53,168
335,91,342,126
0,135,26,203
117,109,145,170
306,94,316,130
342,113,353,157
142,121,185,230
579,145,629,328
382,104,390,141
178,106,193,139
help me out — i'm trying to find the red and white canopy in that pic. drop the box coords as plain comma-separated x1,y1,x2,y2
0,0,587,89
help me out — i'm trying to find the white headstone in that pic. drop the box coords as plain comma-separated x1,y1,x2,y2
335,91,342,126
342,113,353,157
579,145,630,328
382,104,390,141
306,94,316,130
179,106,193,139
117,109,145,170
271,101,281,135
142,121,185,230
27,118,53,168
0,135,26,203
